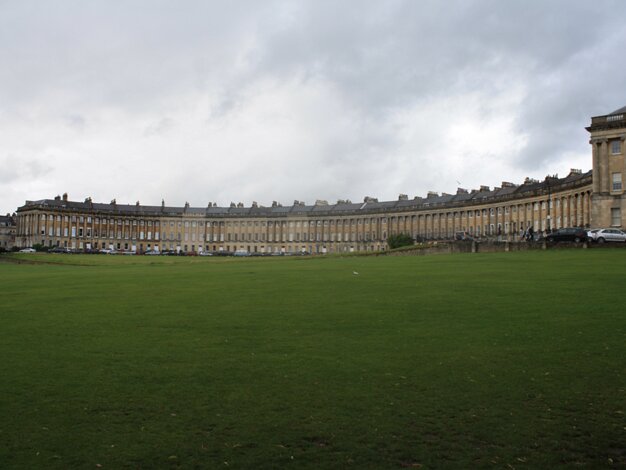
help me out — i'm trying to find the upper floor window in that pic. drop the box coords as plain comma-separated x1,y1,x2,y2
612,172,622,191
611,140,621,155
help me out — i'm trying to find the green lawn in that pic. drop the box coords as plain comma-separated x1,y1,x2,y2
0,251,624,468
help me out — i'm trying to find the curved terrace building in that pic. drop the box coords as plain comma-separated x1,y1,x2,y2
13,107,626,254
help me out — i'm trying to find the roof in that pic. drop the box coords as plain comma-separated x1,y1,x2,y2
609,105,626,115
17,170,593,218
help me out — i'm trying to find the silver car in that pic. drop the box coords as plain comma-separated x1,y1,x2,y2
592,228,626,243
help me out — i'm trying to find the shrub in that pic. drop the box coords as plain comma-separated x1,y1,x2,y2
387,233,415,250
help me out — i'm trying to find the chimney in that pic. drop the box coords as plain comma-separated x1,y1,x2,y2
480,185,490,192
398,194,408,201
427,191,438,198
62,193,68,201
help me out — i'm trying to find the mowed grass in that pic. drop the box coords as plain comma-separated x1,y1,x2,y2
0,251,624,469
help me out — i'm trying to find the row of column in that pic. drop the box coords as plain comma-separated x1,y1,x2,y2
16,189,594,248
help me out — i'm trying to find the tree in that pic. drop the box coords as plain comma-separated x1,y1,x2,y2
387,233,415,249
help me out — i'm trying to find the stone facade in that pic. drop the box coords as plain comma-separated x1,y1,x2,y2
587,106,626,228
0,214,16,250
11,106,625,254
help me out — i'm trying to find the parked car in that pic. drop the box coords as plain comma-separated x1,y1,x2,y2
49,247,70,254
545,227,588,243
143,250,159,255
587,229,600,241
99,248,114,254
19,247,36,253
590,228,626,243
455,231,474,241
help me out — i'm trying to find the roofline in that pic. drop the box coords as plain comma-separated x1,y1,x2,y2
16,171,592,218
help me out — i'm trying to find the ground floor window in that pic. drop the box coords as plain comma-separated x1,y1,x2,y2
611,208,621,226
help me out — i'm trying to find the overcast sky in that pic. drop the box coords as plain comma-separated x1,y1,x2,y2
1,0,625,213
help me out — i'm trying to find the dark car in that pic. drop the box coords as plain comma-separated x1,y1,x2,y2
455,231,474,241
49,247,70,254
545,227,588,243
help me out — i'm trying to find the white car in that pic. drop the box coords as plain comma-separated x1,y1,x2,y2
19,248,36,253
587,229,599,241
592,228,626,243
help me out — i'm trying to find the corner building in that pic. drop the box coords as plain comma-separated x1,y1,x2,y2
14,107,626,253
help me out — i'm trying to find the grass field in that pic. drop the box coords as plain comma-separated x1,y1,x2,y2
0,250,624,468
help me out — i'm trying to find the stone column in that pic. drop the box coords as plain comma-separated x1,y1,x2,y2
592,140,601,193
600,140,610,193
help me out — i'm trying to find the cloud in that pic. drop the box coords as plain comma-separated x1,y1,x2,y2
144,118,176,137
0,0,624,212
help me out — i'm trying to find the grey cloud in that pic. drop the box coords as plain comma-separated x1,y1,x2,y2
144,118,176,137
0,155,53,184
1,0,625,213
65,114,86,131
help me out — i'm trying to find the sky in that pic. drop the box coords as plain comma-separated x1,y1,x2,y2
1,0,625,213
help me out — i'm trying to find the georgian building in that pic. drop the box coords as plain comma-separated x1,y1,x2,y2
12,106,625,254
0,214,16,250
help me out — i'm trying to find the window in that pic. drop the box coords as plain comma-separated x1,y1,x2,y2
612,172,622,191
611,140,621,155
611,208,621,226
